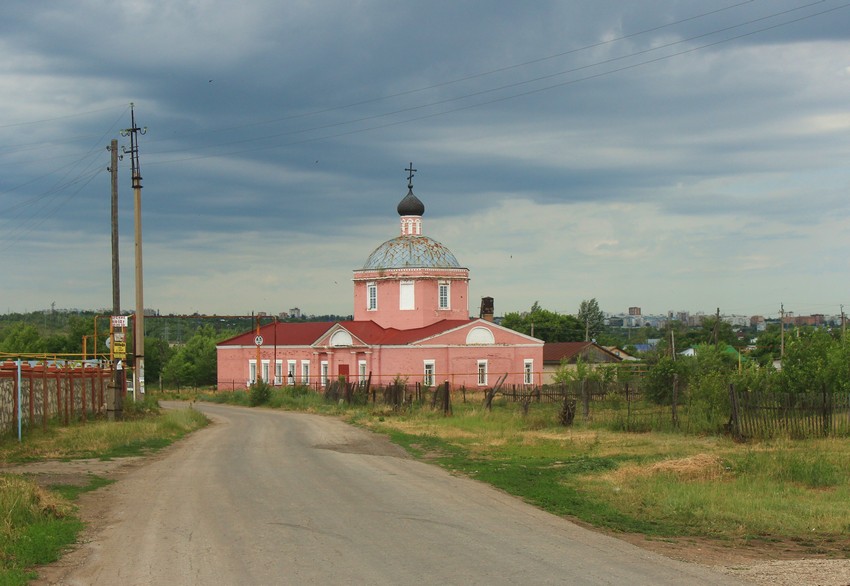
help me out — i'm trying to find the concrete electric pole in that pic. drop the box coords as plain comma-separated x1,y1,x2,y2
121,103,147,399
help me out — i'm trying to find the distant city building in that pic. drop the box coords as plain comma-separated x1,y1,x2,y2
289,308,302,319
628,306,641,316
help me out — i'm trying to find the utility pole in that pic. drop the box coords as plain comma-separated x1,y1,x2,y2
121,103,146,400
107,139,123,420
780,303,785,359
841,304,846,343
713,307,720,347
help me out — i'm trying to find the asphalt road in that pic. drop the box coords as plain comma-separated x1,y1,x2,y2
42,402,747,585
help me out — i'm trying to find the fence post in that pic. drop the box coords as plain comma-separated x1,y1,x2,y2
822,384,831,437
671,374,679,428
442,380,451,416
727,383,742,440
581,379,590,421
625,382,631,433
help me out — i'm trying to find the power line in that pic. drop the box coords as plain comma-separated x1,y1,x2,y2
146,0,849,166
137,0,763,143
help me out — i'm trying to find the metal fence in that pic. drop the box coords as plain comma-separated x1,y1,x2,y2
0,360,112,435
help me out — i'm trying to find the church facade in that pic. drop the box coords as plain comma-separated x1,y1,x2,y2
216,170,543,390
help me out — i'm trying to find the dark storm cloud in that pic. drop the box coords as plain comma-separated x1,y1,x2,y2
1,0,849,315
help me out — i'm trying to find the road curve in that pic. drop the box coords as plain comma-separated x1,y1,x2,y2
42,402,747,585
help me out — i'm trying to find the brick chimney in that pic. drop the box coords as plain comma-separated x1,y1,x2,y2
480,297,494,322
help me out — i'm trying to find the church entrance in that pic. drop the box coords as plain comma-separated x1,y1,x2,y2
338,364,349,382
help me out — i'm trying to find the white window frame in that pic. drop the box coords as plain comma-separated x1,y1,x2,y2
261,360,270,383
399,280,414,310
358,360,367,382
301,360,310,385
248,360,257,385
477,360,488,386
367,282,377,311
275,360,283,385
321,361,329,387
287,360,296,385
423,359,435,387
438,281,450,310
524,359,534,385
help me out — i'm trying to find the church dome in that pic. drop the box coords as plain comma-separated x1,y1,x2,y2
363,235,460,270
397,189,425,216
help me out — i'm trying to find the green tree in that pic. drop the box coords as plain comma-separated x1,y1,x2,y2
751,325,782,365
144,337,174,388
161,325,218,388
501,302,583,342
577,298,605,342
0,323,46,354
780,329,849,394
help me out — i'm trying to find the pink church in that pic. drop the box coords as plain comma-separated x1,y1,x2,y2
216,169,543,390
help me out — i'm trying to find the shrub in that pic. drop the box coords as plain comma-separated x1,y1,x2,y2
249,380,272,406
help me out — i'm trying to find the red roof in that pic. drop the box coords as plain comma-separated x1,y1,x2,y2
217,319,474,348
542,342,593,362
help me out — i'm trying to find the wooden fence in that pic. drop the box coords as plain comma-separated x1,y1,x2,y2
353,379,850,439
729,388,850,439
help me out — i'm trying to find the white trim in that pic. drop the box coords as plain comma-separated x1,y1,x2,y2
287,360,296,385
524,359,534,385
438,281,450,310
301,360,310,385
320,361,329,387
367,281,377,311
477,360,488,386
275,360,283,385
399,280,414,310
358,359,368,382
423,359,435,387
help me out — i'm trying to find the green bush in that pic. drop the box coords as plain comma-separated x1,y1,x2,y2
249,380,272,406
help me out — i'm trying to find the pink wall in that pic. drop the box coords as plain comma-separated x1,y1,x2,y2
217,320,544,390
353,267,469,328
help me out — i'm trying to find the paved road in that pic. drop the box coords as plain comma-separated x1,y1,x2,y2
43,403,747,585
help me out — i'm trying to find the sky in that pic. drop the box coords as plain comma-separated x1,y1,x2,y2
1,1,849,321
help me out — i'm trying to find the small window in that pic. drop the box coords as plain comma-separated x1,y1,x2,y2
320,361,329,387
423,360,435,387
438,282,450,310
275,360,283,385
358,360,368,382
249,360,257,384
287,360,296,385
261,360,270,383
301,360,310,385
524,359,533,385
477,360,488,386
367,282,377,311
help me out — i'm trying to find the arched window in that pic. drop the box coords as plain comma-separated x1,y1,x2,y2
331,330,353,347
466,327,495,345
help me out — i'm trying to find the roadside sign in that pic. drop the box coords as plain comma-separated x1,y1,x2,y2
255,335,264,346
113,341,127,359
112,315,129,328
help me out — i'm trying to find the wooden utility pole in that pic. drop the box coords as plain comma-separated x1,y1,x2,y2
107,139,123,419
713,307,720,347
780,303,785,359
842,305,846,343
121,103,146,399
